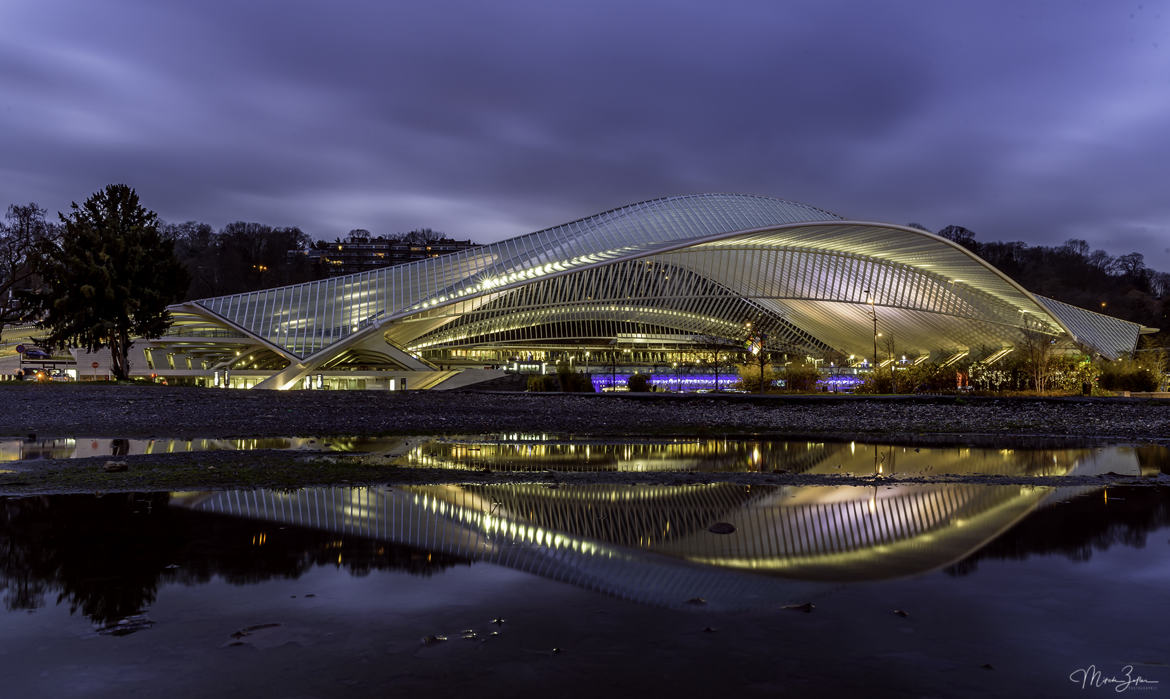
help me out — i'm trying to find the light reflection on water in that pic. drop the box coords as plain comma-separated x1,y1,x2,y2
172,478,1094,603
1,486,1166,698
4,435,1166,478
401,439,1148,476
0,437,299,460
2,437,1168,621
2,480,1168,624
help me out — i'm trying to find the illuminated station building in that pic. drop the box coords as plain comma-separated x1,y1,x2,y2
139,194,1152,390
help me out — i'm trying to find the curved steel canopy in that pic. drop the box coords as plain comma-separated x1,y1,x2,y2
160,194,1150,389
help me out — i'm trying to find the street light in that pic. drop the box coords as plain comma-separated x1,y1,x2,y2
610,347,631,392
865,289,878,370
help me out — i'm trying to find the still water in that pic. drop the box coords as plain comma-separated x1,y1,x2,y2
6,434,1170,478
2,442,1168,697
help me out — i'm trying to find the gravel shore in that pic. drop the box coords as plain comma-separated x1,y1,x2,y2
2,383,1169,444
2,384,1169,494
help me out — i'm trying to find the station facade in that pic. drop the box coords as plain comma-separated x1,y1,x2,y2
130,194,1152,390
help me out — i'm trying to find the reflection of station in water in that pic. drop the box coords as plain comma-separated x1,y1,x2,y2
174,445,1140,607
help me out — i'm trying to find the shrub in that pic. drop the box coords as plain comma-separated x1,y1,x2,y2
734,362,775,392
1049,356,1100,394
969,362,1011,391
560,372,595,392
626,373,652,392
1099,358,1161,392
857,369,894,394
526,375,558,392
901,362,957,393
782,362,820,392
551,361,595,392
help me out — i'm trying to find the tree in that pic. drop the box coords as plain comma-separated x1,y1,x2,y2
626,373,652,392
164,220,321,297
0,203,56,343
691,334,736,391
401,228,445,245
937,225,978,251
1061,239,1090,258
163,220,217,298
1017,322,1057,393
1114,252,1147,278
734,359,774,392
746,331,771,393
882,332,900,393
217,222,315,293
27,185,189,380
783,361,821,391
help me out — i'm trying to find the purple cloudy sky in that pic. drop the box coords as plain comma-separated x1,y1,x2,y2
2,1,1168,269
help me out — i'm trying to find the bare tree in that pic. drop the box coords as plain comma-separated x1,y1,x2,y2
0,203,55,343
1018,321,1057,393
882,333,899,393
401,228,445,245
748,332,771,393
937,224,978,250
691,334,737,391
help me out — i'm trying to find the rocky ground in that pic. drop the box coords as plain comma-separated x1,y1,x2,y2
2,383,1170,442
2,384,1168,494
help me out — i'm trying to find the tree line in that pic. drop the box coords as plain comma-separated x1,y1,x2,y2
931,224,1169,342
0,186,466,378
165,223,459,298
3,205,463,310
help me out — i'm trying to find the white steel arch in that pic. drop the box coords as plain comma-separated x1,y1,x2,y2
156,194,1152,389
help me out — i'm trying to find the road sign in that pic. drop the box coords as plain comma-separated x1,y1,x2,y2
91,362,100,369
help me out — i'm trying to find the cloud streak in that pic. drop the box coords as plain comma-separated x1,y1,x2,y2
2,0,1168,269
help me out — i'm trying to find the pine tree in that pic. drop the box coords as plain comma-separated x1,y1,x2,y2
28,185,189,380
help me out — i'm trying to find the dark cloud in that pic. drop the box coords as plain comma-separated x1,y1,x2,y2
2,0,1168,269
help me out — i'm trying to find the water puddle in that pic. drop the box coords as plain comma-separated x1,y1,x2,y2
3,483,1166,615
1,436,306,460
4,435,1168,478
3,481,1167,696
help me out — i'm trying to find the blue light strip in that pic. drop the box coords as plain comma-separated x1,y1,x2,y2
590,373,866,392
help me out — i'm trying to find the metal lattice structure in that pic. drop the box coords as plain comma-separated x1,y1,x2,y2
152,194,1153,388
